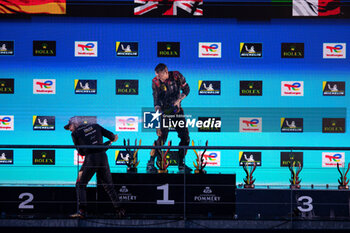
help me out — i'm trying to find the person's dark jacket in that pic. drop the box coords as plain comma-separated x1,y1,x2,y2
152,71,190,112
71,123,115,156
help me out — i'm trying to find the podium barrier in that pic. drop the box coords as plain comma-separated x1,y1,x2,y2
0,182,349,220
0,145,350,221
96,173,236,219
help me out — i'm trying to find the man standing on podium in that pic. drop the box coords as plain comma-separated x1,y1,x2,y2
147,63,192,174
64,116,125,218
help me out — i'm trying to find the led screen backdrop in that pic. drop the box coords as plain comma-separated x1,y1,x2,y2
0,15,349,186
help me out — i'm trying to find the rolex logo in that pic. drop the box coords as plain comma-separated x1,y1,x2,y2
116,80,138,95
33,150,55,165
240,81,262,96
0,79,14,94
281,43,304,58
158,42,180,57
33,41,56,56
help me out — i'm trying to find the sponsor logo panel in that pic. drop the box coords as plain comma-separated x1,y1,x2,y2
200,151,220,167
239,117,262,132
322,152,345,167
0,115,14,131
198,80,221,95
322,118,345,133
193,186,222,202
157,42,180,57
117,185,137,202
281,118,303,132
0,150,13,164
240,81,262,96
281,43,304,58
239,151,261,166
323,43,346,59
0,79,14,94
116,80,139,95
75,41,98,57
240,43,262,57
115,150,129,165
116,42,138,56
33,116,55,130
33,79,56,94
33,41,56,56
281,81,303,96
323,81,345,96
75,80,97,94
166,150,179,166
116,116,139,132
0,41,14,55
280,152,303,167
198,42,221,58
32,150,55,165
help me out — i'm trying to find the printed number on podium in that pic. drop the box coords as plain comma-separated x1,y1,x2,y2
297,196,313,212
157,184,175,205
18,192,34,209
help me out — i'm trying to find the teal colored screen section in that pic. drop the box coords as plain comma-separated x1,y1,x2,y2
0,17,349,187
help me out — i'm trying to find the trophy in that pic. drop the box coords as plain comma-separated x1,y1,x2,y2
192,140,208,174
288,161,302,189
337,162,350,190
123,139,141,173
156,140,171,173
243,161,257,188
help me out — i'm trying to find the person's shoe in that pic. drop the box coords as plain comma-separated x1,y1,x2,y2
146,160,158,174
115,207,126,219
178,164,193,174
70,210,85,219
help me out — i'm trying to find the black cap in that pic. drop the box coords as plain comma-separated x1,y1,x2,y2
64,116,80,130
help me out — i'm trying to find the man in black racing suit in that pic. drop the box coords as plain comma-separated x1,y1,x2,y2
64,116,125,218
147,63,192,174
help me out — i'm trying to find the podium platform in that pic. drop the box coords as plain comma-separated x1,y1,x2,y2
0,173,349,224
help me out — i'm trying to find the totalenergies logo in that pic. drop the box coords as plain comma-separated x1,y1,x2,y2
204,152,218,161
242,119,259,127
326,44,343,53
199,42,221,58
201,151,220,166
0,117,11,125
119,117,136,126
116,116,138,132
36,80,52,89
325,153,342,162
78,43,95,51
284,82,301,91
202,44,218,53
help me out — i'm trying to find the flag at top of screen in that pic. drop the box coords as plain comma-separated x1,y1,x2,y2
0,0,66,14
292,0,341,16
